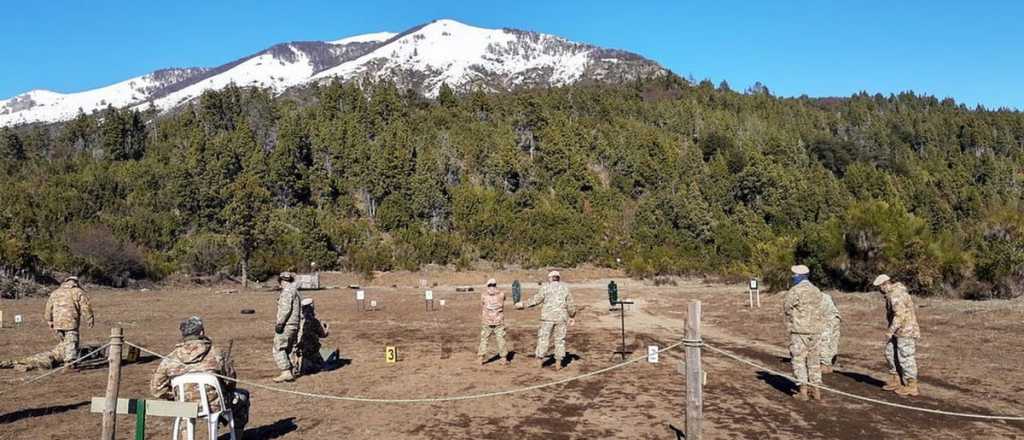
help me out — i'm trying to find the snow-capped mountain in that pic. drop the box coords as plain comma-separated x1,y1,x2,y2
0,19,667,127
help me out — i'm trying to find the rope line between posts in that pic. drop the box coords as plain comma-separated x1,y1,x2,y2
0,342,111,395
702,343,1024,422
125,340,682,404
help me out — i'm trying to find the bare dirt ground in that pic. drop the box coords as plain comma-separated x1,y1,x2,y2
2,269,1023,439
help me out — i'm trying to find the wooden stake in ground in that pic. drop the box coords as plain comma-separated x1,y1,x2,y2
685,301,703,440
101,327,124,440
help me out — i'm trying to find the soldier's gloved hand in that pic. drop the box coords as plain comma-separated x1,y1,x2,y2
275,323,285,334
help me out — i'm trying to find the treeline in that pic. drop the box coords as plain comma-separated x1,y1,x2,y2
0,77,1022,298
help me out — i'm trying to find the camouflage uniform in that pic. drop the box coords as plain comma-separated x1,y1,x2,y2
783,280,826,387
820,292,841,367
295,304,329,374
150,336,249,431
44,281,95,363
883,282,921,380
478,287,508,359
273,280,302,372
525,281,576,362
0,348,62,371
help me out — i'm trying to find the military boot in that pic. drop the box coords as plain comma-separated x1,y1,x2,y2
809,385,822,401
272,370,295,383
882,373,902,391
793,386,808,401
895,378,920,397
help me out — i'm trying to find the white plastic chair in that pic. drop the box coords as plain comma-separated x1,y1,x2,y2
170,372,236,440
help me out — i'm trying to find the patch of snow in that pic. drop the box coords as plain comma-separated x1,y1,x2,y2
329,32,397,46
147,45,314,112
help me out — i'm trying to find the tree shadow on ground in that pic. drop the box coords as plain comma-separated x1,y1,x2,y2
757,371,796,396
0,400,88,424
235,417,297,439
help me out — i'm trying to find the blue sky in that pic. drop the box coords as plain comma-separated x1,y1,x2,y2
3,0,1022,109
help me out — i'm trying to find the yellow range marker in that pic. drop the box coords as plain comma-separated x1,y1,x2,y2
385,346,397,363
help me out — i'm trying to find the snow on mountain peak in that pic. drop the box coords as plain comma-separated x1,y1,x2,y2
329,31,398,46
1,19,666,127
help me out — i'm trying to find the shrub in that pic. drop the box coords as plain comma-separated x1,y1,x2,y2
174,233,239,276
65,224,146,287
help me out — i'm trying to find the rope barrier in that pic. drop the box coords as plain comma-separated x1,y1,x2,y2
702,342,1024,422
125,340,683,404
0,342,111,396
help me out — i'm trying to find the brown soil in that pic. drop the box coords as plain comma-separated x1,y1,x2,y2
1,271,1022,439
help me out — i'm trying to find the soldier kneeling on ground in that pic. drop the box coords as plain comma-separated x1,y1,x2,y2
294,298,330,375
150,316,250,439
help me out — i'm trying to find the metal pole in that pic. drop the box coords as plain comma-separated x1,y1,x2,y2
619,303,627,358
101,327,124,440
685,302,703,440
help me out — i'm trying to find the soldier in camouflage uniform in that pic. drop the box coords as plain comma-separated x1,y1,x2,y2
873,274,922,397
819,291,841,373
150,316,249,439
295,298,330,375
478,278,509,366
783,265,826,401
44,276,95,366
0,347,65,372
272,272,302,382
516,271,576,371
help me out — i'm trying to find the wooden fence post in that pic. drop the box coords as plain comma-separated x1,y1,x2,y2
101,327,124,440
685,301,703,440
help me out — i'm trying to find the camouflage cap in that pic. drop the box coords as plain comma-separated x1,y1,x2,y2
301,298,314,307
872,274,891,287
486,278,497,286
547,270,560,278
279,272,295,281
790,265,810,275
179,316,204,338
63,276,80,285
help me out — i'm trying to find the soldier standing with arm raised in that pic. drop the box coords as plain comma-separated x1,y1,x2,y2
272,272,302,383
43,276,94,370
783,265,826,401
873,274,922,397
516,271,576,371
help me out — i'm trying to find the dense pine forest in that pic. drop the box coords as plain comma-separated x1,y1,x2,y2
1,76,1022,298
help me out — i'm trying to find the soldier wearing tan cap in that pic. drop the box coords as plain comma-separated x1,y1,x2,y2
873,274,922,397
478,278,509,365
783,265,826,401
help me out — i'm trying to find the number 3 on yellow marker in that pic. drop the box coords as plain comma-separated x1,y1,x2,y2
385,346,397,363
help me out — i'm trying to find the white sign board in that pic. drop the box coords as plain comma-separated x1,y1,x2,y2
647,345,660,363
425,290,433,300
749,279,758,290
370,300,378,308
14,314,23,324
356,290,365,301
